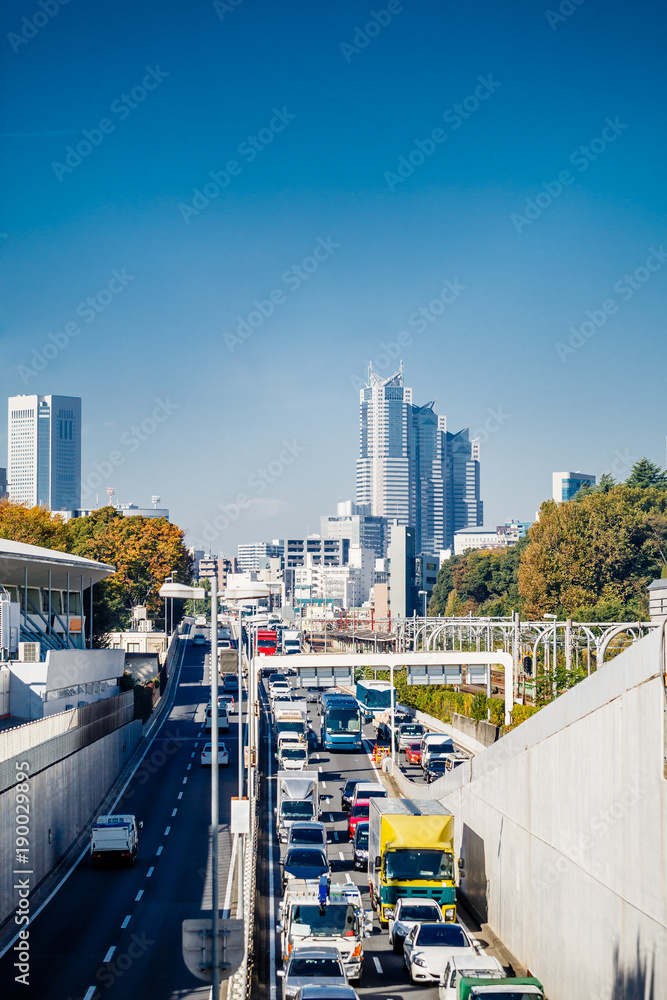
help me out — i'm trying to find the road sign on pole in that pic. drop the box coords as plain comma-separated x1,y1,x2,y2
182,918,244,984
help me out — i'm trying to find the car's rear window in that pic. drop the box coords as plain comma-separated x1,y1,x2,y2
416,924,467,946
288,958,342,977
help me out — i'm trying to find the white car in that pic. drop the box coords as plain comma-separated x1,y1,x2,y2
200,741,229,767
286,821,328,851
438,954,505,1000
403,922,478,983
388,897,445,954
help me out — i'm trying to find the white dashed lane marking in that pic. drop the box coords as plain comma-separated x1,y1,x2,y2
103,946,116,963
135,889,144,901
147,866,155,877
156,846,163,856
373,956,383,973
121,915,131,929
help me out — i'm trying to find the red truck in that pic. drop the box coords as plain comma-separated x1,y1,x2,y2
256,629,278,656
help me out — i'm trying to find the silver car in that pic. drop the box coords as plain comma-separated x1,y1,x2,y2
287,821,328,852
278,946,347,1000
388,896,444,954
295,986,359,1000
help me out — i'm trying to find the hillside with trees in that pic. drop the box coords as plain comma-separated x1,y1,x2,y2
429,459,667,622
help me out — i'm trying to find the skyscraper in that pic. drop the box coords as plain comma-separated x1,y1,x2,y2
8,394,81,510
356,365,413,525
445,428,483,547
355,366,482,553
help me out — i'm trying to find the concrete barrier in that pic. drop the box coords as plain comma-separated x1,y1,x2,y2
451,712,499,748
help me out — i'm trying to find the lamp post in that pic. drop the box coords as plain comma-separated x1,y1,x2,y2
418,589,428,621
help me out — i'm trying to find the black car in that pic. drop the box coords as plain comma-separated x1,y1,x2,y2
281,847,330,890
426,758,450,783
340,779,362,812
353,821,369,870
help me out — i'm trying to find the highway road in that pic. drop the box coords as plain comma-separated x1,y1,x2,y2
254,676,512,1000
1,634,241,1000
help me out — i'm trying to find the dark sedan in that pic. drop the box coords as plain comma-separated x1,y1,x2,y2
340,779,362,812
426,758,450,783
281,847,330,890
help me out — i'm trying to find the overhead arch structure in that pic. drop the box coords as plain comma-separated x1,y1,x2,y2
267,650,515,724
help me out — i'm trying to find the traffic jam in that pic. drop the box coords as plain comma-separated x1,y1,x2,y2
255,624,545,1000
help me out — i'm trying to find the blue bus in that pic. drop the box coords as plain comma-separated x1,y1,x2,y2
355,679,393,721
320,693,363,751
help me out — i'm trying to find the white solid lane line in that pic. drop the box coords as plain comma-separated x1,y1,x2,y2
147,866,154,877
121,915,131,929
373,956,383,974
103,946,116,963
135,890,144,901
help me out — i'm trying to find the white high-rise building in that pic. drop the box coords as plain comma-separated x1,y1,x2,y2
8,394,81,510
356,365,413,525
355,365,482,553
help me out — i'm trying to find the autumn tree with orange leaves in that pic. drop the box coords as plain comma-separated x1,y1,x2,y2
0,500,192,640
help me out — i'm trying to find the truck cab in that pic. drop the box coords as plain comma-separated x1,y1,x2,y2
438,954,505,999
91,814,142,866
277,880,373,983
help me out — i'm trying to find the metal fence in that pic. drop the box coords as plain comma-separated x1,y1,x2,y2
0,691,134,793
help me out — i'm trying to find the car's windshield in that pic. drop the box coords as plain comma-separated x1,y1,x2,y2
288,958,343,977
429,742,454,754
416,924,467,946
291,904,356,937
327,709,361,733
343,781,360,796
363,788,386,798
291,828,324,844
386,849,454,880
398,904,441,921
286,849,327,866
401,725,424,736
281,801,314,820
355,827,369,847
278,722,305,734
282,747,307,759
351,804,369,818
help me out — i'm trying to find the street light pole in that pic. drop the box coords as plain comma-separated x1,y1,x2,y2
237,604,244,801
210,574,220,1000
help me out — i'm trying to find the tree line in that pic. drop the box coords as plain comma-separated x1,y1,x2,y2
429,458,667,621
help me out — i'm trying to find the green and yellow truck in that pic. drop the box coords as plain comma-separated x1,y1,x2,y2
367,798,462,925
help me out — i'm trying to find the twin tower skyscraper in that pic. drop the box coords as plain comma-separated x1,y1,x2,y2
355,365,482,554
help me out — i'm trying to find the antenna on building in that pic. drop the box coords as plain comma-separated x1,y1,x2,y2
152,495,160,509
107,487,116,507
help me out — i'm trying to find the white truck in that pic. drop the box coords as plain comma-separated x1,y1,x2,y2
277,880,373,983
282,629,301,655
276,772,319,843
274,704,308,744
91,814,142,866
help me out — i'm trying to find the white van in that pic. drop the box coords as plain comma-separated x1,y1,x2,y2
205,702,229,732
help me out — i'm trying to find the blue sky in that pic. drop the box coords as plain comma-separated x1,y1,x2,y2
1,0,666,554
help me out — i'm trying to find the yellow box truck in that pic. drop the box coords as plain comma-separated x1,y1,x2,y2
368,798,462,925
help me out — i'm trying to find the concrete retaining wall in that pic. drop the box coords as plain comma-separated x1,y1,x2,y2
415,624,667,1000
0,719,141,931
451,712,499,747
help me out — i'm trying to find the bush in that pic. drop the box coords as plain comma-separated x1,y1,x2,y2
470,692,487,721
509,704,541,728
487,697,505,727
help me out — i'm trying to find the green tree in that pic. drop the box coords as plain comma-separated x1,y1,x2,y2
625,458,667,490
597,472,617,493
443,588,467,616
518,486,667,618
